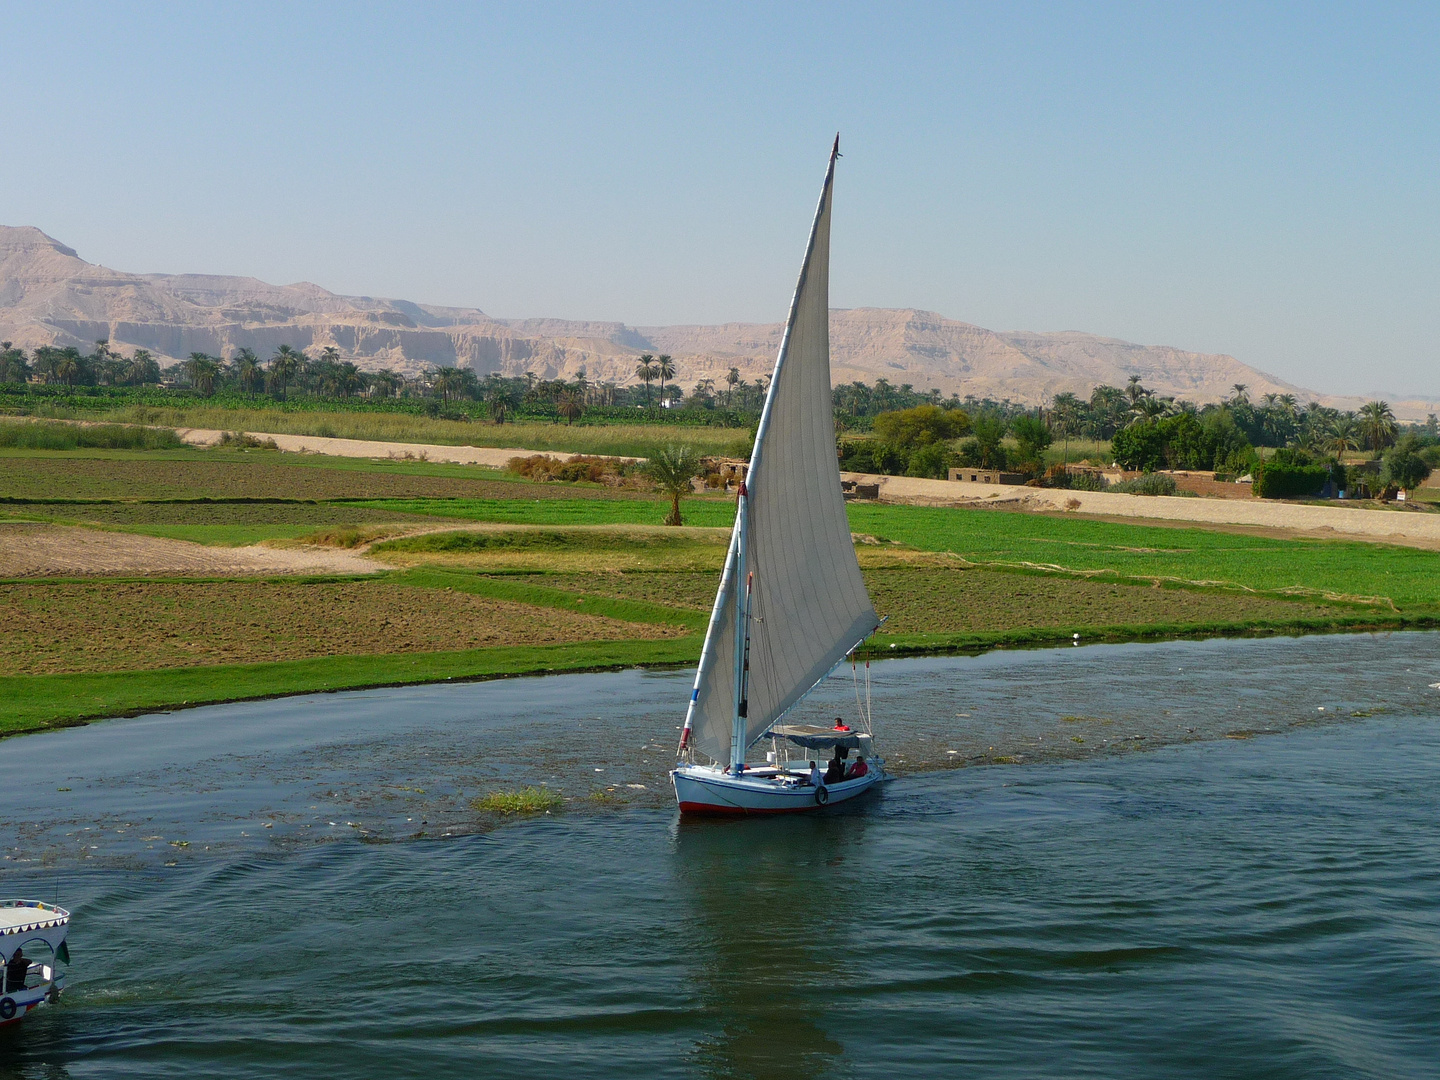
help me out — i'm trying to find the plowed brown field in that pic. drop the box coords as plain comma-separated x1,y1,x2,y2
1,580,680,675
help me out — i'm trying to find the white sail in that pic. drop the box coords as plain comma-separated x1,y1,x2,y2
683,140,879,767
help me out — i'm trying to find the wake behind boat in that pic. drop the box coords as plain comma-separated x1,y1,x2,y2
672,138,887,815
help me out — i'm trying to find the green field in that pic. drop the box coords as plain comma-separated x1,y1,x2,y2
17,402,753,458
4,440,1439,736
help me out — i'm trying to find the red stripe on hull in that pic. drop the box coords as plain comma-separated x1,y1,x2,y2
677,801,817,816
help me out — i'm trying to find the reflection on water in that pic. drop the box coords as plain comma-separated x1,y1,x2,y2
675,811,876,1079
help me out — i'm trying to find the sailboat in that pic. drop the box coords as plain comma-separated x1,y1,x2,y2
671,137,886,815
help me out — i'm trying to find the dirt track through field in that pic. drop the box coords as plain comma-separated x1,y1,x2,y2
0,523,383,577
842,472,1440,549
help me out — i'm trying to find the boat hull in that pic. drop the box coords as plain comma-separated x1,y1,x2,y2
0,967,59,1027
672,765,882,815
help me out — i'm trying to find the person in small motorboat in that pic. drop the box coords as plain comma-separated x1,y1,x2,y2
5,947,27,993
807,761,822,787
824,747,849,785
845,755,869,780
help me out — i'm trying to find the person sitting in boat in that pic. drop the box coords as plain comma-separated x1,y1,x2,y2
807,761,822,787
824,747,849,785
4,947,27,993
845,755,869,781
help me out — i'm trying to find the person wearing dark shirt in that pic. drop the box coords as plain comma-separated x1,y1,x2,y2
4,948,27,994
824,747,848,785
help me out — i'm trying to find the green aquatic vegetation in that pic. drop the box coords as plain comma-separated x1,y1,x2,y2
471,787,563,814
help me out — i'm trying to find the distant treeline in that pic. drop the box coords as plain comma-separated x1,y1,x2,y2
836,380,1438,499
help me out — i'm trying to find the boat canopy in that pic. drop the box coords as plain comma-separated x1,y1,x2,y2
768,725,871,751
0,901,70,961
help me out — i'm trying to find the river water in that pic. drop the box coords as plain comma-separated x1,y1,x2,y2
3,632,1439,1078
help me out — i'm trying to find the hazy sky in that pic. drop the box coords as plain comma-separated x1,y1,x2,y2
3,2,1436,397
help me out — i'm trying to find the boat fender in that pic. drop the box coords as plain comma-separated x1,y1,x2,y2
0,997,15,1020
815,785,829,806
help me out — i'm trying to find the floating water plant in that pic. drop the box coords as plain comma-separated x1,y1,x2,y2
471,787,563,814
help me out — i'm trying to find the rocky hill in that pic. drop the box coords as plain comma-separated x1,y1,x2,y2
0,224,1416,411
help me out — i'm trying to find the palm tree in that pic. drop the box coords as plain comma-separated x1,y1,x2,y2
232,348,261,394
268,346,302,401
1326,415,1361,458
371,370,402,399
726,367,740,407
433,367,464,404
1051,392,1083,464
320,345,341,366
635,354,658,405
556,389,583,424
1230,383,1250,405
488,389,517,424
1358,400,1397,454
655,354,675,403
125,349,159,386
646,444,702,526
54,349,82,386
184,352,221,395
1125,375,1146,405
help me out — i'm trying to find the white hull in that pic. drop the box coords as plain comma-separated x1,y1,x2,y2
672,763,883,815
0,965,60,1026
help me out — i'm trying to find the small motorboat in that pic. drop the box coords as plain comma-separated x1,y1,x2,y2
672,137,888,815
0,900,70,1025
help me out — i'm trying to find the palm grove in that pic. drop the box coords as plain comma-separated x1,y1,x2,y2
1,339,1434,497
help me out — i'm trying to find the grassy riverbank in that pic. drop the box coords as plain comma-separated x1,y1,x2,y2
4,442,1440,736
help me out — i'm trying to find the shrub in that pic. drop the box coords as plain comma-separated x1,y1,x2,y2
870,404,970,450
1009,415,1053,474
0,419,183,450
1111,411,1254,472
1383,439,1434,492
837,437,905,475
1254,462,1329,499
1068,470,1109,491
962,413,1009,469
1109,472,1178,496
217,431,279,449
1110,421,1168,472
506,453,638,485
906,441,954,479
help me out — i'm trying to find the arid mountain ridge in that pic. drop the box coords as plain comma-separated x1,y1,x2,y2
1,225,1426,413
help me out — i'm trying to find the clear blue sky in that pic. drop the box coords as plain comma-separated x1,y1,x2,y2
3,1,1436,397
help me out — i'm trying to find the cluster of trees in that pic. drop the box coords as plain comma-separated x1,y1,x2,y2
0,340,162,387
836,404,1057,479
1099,381,1426,469
836,379,1438,496
0,339,773,425
832,380,1035,424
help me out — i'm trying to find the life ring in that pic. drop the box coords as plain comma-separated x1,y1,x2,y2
0,997,16,1020
815,785,829,806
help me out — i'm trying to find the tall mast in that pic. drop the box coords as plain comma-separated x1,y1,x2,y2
730,484,751,770
725,135,840,770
